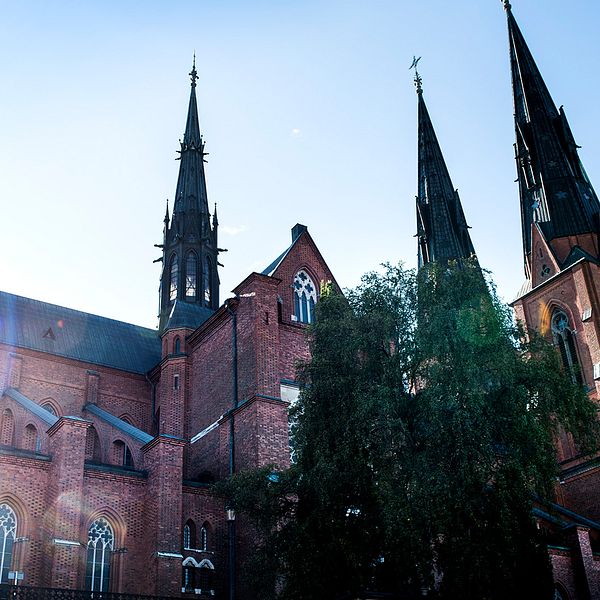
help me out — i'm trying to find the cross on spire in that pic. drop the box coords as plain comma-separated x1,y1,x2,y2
410,56,423,95
189,53,198,88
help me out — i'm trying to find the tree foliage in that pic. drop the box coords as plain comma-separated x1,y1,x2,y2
219,262,599,600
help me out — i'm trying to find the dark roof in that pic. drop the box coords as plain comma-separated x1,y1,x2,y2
0,291,161,374
84,403,153,444
164,300,214,331
416,91,476,268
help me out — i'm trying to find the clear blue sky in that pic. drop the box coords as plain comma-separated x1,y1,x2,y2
1,0,598,328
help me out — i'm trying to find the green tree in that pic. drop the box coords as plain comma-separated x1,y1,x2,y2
220,262,599,600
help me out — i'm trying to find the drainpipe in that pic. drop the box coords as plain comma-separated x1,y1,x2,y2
224,298,239,600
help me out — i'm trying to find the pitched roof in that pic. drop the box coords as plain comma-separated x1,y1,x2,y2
0,291,161,374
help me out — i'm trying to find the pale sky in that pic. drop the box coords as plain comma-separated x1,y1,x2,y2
1,0,598,328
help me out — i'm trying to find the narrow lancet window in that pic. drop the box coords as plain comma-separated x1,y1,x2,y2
203,257,212,307
186,253,197,299
169,254,179,301
551,309,582,384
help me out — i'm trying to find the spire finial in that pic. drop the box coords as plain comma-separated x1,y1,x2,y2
189,53,198,88
410,56,423,95
502,0,512,11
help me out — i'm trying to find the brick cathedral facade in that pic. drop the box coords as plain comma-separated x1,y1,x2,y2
1,4,600,600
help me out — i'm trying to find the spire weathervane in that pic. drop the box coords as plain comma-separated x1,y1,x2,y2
502,0,512,10
189,53,199,88
410,56,423,94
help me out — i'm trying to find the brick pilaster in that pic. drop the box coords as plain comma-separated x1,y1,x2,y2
142,435,186,596
45,416,91,588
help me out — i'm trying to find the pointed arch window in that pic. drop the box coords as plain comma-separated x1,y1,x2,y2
200,524,208,551
169,254,179,301
86,518,114,592
203,257,212,307
183,519,196,550
551,309,582,384
293,270,317,324
185,253,197,299
0,504,16,584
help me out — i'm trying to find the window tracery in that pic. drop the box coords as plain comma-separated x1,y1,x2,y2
86,518,114,592
551,309,582,384
0,504,16,584
293,270,317,324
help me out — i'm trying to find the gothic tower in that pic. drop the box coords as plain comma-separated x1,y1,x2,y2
414,70,477,268
506,1,600,520
505,0,600,282
158,60,220,331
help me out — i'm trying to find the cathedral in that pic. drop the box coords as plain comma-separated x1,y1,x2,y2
1,4,600,599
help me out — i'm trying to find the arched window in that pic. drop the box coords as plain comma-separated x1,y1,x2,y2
169,254,179,301
551,309,582,384
183,519,196,549
112,440,134,469
293,270,317,324
23,424,38,452
203,257,212,307
174,337,181,354
0,504,17,584
1,410,15,447
200,523,208,551
185,253,197,299
198,559,215,595
86,518,114,592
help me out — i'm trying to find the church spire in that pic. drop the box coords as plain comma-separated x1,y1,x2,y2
414,71,476,268
505,3,600,275
158,60,220,331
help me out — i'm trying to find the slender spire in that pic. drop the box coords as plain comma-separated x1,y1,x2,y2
173,58,209,219
415,80,476,268
506,5,600,272
157,60,220,330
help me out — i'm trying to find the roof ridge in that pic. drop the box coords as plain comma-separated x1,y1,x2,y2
0,290,158,332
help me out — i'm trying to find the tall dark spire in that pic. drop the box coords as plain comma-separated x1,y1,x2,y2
158,60,220,331
415,73,476,268
505,3,600,274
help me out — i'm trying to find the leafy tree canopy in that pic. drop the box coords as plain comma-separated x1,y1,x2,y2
219,262,599,600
